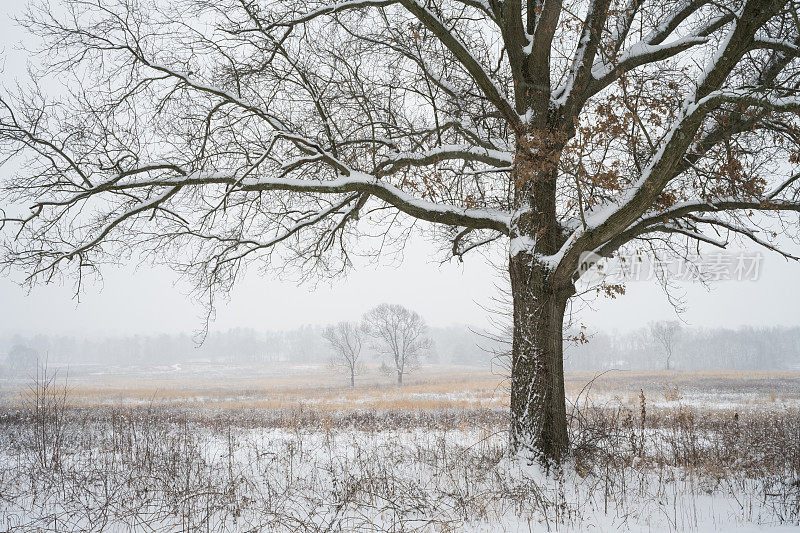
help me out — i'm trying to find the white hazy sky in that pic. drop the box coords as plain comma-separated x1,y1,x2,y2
1,6,799,337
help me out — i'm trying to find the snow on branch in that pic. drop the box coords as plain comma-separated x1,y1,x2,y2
699,90,800,113
374,145,513,176
261,0,401,31
576,1,743,104
551,0,613,111
586,35,710,97
398,1,521,131
550,0,795,280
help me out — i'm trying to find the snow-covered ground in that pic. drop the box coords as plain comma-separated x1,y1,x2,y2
0,368,798,531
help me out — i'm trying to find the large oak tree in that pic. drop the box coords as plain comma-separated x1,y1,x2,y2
2,0,800,462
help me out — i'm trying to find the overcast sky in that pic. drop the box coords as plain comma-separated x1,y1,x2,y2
1,6,800,338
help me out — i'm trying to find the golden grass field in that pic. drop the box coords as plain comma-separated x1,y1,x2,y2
3,362,798,411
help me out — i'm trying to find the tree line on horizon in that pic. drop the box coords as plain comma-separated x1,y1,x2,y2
0,316,491,373
565,324,800,371
2,322,799,376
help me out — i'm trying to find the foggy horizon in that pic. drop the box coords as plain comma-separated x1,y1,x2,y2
3,239,800,337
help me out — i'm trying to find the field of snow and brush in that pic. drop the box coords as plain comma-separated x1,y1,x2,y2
0,363,798,532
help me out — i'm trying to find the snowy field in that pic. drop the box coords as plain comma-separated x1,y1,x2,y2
0,365,798,531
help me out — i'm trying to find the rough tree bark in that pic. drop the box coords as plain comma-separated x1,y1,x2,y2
506,94,576,460
509,255,574,459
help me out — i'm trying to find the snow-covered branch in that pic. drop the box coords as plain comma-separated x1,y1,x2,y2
551,0,794,280
398,0,521,131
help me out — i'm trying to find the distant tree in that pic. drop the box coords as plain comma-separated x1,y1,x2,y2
363,304,431,385
7,344,39,371
286,325,325,363
322,321,364,388
649,321,681,370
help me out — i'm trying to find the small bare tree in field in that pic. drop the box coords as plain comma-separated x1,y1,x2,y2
363,304,431,385
323,321,363,388
27,363,68,471
650,321,681,370
2,0,800,462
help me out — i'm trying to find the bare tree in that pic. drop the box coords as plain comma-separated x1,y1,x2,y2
27,362,68,471
649,321,681,370
363,304,431,385
2,0,800,461
323,321,364,387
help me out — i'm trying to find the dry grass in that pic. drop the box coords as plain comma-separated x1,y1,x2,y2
1,363,507,410
0,367,799,531
5,365,796,412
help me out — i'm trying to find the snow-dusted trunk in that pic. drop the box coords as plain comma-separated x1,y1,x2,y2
350,369,355,388
509,254,572,461
507,121,574,462
397,369,403,385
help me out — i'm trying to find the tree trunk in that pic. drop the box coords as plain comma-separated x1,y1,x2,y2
350,370,355,388
509,253,573,463
397,371,403,385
